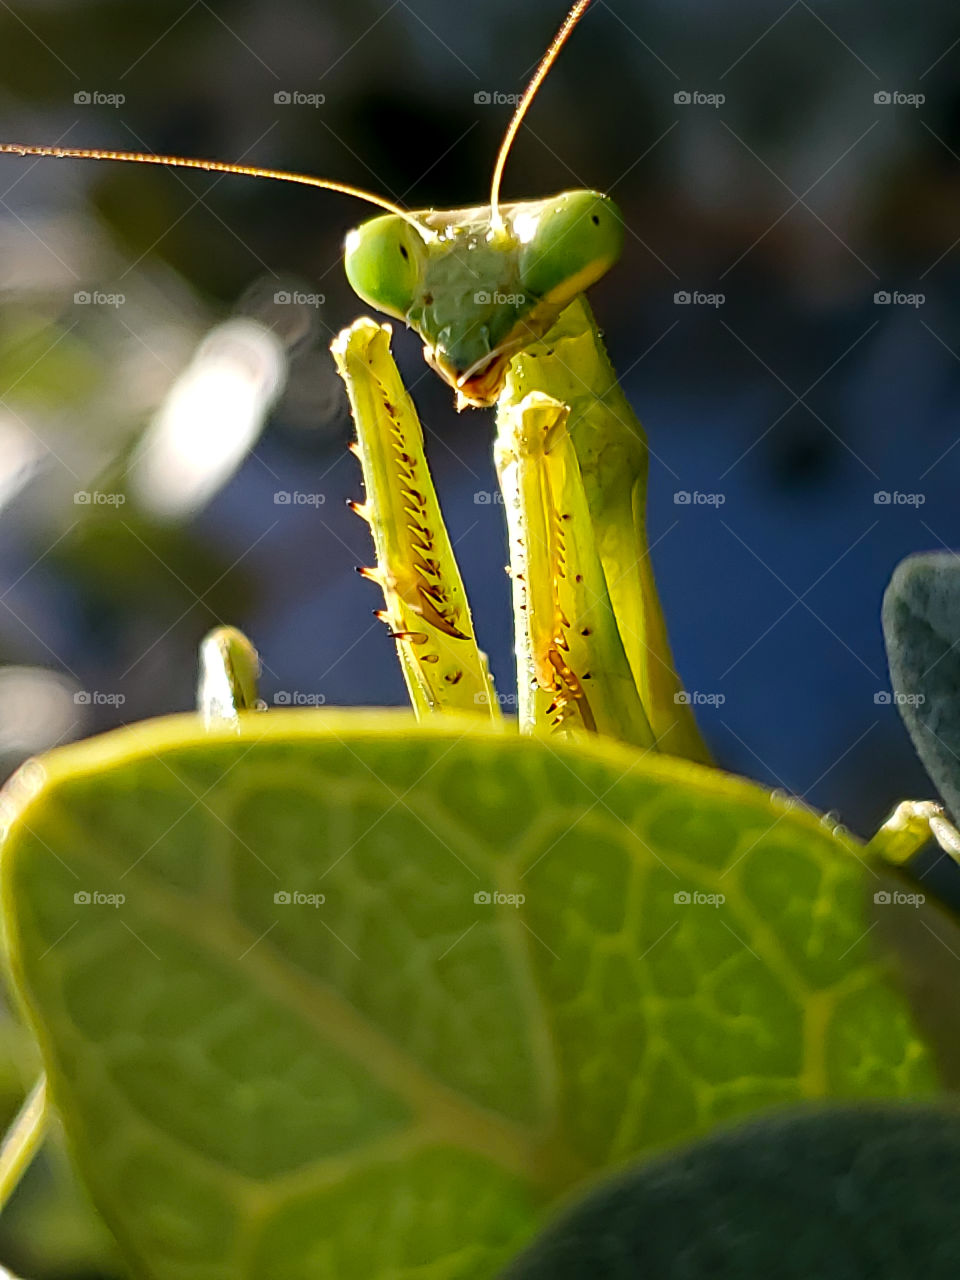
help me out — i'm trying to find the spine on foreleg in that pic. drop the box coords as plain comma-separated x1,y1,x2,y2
332,318,499,719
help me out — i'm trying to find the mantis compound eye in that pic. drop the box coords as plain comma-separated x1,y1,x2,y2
516,190,624,305
344,214,425,322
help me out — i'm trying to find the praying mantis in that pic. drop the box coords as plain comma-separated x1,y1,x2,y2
2,0,960,896
0,6,712,1215
0,0,706,763
3,7,960,1274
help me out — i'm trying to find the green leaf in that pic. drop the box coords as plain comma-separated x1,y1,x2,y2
0,712,947,1279
500,1101,960,1279
883,551,960,820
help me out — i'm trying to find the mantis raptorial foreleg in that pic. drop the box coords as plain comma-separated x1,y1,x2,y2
495,390,654,746
866,799,960,867
498,297,710,763
332,319,500,720
0,1076,46,1218
332,306,699,758
197,626,263,727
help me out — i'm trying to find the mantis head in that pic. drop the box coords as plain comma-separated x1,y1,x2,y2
343,1,613,407
343,190,623,407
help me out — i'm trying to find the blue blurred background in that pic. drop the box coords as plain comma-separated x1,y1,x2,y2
1,0,959,840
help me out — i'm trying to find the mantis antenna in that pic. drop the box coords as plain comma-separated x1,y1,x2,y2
0,0,592,238
489,0,593,231
0,144,435,240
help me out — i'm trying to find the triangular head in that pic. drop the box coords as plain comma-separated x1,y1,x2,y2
343,190,623,407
